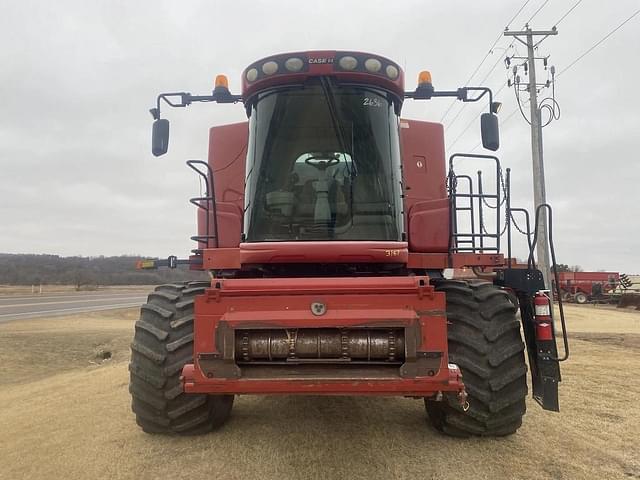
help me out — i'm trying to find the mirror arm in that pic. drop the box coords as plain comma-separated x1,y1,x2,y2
151,91,243,120
460,87,493,112
405,86,494,113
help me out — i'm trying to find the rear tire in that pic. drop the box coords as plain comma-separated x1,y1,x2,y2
574,291,588,304
425,279,527,437
129,282,234,434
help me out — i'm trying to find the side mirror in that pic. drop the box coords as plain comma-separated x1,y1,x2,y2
152,119,170,157
480,113,499,151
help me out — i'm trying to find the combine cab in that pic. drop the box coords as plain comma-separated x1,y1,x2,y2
130,51,568,436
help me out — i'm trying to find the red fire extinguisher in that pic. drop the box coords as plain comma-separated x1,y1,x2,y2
533,291,554,341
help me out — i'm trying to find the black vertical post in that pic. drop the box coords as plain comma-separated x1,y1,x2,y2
495,162,501,253
477,170,484,252
506,168,512,268
209,171,219,248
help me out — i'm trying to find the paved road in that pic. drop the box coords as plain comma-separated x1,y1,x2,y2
0,291,149,323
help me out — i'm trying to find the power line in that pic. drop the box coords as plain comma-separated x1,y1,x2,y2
445,39,518,132
446,35,521,134
478,51,509,86
448,0,550,131
447,106,484,151
439,0,532,123
459,9,639,180
557,8,640,77
454,16,563,150
524,0,550,26
506,0,534,30
514,82,533,125
445,0,552,143
501,106,523,125
554,0,584,26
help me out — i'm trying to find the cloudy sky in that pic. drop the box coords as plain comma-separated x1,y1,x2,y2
1,0,638,273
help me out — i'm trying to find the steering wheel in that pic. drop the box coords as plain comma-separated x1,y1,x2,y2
305,154,340,171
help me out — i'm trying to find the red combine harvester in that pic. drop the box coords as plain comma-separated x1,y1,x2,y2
131,51,569,437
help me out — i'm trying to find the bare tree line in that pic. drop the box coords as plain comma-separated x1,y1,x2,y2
0,253,205,286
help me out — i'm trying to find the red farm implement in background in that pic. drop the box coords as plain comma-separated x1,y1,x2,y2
555,271,638,306
130,51,569,437
557,271,619,304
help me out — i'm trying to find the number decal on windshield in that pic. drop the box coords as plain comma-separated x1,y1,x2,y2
363,97,382,107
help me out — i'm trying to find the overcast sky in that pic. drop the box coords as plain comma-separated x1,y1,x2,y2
1,0,638,273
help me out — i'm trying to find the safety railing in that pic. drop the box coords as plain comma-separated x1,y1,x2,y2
186,160,219,249
448,153,503,254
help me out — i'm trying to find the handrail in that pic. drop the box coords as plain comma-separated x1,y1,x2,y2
448,153,502,254
528,204,569,362
186,160,219,248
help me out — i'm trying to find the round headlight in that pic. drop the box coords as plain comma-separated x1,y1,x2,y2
338,56,358,71
284,57,304,72
245,68,258,82
386,65,399,79
364,58,382,73
262,61,278,75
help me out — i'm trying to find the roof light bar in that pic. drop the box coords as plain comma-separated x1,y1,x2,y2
284,57,304,72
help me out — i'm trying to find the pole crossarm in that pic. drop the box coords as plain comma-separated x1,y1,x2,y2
504,29,557,48
504,29,558,36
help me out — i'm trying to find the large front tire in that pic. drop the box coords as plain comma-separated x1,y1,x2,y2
129,282,234,434
425,280,527,437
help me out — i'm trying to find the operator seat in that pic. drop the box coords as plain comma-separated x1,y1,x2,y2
351,175,391,215
294,179,348,221
341,175,394,239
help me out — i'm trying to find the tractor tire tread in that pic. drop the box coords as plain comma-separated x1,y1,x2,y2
425,279,527,437
129,282,233,435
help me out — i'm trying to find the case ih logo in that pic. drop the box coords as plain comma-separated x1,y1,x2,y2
308,58,334,64
310,302,327,316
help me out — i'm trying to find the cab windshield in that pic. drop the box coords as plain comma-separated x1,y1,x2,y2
244,78,403,242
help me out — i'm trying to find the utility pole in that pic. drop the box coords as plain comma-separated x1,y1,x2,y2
504,26,557,289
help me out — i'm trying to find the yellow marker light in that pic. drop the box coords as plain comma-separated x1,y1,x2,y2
215,74,229,89
418,70,432,85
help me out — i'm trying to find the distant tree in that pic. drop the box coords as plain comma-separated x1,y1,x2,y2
0,253,206,286
556,264,571,272
73,268,97,289
570,265,583,272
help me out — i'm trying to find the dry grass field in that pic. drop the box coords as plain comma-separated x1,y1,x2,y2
0,304,639,480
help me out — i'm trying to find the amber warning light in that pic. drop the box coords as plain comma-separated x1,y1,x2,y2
215,75,229,89
418,70,432,85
